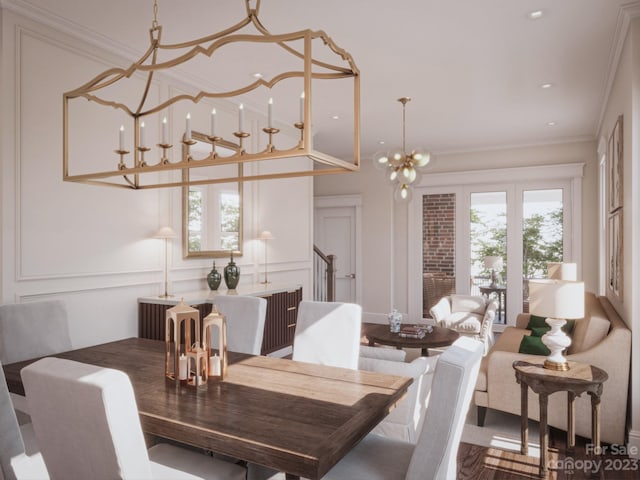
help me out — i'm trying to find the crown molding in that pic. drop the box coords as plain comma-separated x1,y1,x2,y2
596,1,640,133
0,0,251,111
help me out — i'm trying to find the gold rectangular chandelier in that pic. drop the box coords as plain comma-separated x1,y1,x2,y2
62,0,360,189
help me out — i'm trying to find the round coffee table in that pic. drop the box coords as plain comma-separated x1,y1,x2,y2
363,323,460,356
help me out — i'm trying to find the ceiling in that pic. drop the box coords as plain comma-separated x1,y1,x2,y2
13,0,640,161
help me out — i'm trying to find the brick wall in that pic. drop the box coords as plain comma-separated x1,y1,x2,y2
423,193,455,275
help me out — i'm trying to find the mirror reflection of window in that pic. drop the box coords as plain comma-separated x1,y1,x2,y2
188,188,204,252
182,131,242,258
220,191,239,250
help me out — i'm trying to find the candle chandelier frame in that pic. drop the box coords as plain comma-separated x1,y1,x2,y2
62,0,360,189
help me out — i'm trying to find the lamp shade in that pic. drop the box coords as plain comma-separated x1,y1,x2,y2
529,279,584,319
547,262,577,281
483,256,503,271
258,230,274,240
154,226,177,239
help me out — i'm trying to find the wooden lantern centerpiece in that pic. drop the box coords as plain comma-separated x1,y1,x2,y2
203,306,228,381
165,299,203,386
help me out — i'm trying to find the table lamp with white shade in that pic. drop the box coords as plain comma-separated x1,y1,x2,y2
547,262,577,281
483,256,503,288
528,278,585,371
154,226,177,298
258,230,275,284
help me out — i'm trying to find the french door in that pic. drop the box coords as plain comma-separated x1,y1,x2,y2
409,164,583,327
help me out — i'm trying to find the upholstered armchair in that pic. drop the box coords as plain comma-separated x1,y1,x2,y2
429,294,497,354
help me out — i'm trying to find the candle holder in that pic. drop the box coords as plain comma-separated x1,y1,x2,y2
137,146,151,167
294,122,304,144
157,143,173,165
262,127,280,152
206,135,222,158
165,300,200,386
182,138,197,162
233,131,250,154
115,149,130,170
186,345,208,387
203,306,228,382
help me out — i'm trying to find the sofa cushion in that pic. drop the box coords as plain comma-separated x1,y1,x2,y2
518,335,551,355
568,293,610,354
451,295,486,315
441,312,482,333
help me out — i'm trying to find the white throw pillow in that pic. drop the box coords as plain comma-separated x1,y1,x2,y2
451,295,486,315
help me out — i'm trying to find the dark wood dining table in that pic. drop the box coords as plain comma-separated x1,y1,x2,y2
2,337,412,480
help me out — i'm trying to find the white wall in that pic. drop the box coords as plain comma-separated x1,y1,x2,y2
599,15,640,454
0,8,313,348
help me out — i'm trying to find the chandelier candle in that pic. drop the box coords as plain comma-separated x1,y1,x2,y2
161,117,168,145
119,125,124,151
185,113,192,141
211,108,216,137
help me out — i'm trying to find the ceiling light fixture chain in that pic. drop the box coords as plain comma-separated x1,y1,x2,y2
152,0,159,29
62,0,360,190
373,97,431,202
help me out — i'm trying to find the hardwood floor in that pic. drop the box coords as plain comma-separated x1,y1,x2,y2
457,427,640,479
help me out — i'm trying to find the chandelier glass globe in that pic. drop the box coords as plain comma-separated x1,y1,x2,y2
372,97,431,201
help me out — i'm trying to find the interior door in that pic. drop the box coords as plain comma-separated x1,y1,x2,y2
314,206,357,303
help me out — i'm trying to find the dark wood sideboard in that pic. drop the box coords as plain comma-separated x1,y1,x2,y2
138,285,302,355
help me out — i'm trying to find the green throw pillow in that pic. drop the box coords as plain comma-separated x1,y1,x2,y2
526,315,575,335
530,326,549,337
518,335,551,356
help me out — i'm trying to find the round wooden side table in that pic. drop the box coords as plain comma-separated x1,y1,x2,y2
363,323,459,356
513,359,608,478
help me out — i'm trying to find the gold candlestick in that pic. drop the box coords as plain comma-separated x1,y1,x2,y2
233,131,250,154
294,122,304,144
206,135,222,158
137,146,151,167
157,143,173,165
115,149,130,170
262,127,280,152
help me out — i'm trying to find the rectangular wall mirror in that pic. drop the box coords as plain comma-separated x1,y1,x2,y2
182,131,243,258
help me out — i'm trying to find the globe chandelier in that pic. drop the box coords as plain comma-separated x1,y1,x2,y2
373,97,430,201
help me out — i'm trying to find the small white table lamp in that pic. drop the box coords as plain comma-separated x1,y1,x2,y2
547,262,577,281
529,278,584,371
154,226,178,298
258,230,274,284
483,256,503,288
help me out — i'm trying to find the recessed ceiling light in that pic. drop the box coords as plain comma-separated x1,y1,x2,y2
331,115,340,120
252,72,263,78
540,83,553,89
547,121,557,126
529,10,543,20
378,140,385,145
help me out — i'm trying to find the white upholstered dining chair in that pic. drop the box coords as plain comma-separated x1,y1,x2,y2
0,360,49,480
21,357,247,480
0,300,72,420
292,301,362,369
321,336,483,480
212,295,267,355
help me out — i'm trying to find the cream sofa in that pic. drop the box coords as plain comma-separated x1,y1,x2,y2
474,292,631,445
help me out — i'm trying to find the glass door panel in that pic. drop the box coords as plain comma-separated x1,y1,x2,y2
470,191,507,323
522,189,563,311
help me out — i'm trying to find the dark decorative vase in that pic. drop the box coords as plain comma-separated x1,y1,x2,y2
224,252,240,290
207,261,222,291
